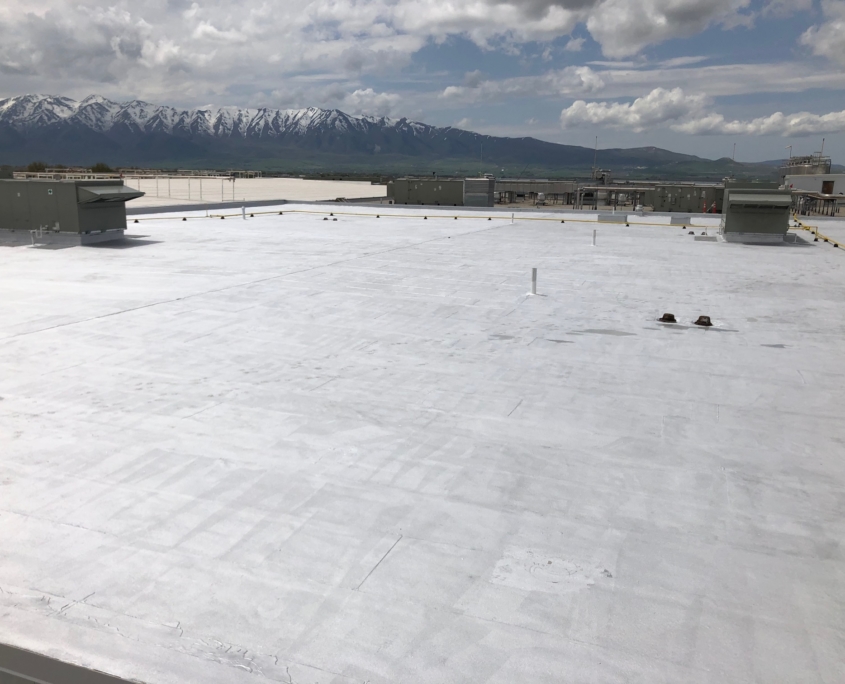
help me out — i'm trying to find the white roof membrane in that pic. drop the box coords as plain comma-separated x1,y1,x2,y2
1,207,844,683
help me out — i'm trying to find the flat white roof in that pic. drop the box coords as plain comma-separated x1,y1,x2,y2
122,177,387,208
1,206,844,683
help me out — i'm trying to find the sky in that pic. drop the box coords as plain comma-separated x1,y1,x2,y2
0,0,843,162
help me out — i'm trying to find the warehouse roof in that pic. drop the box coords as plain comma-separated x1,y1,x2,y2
1,206,844,683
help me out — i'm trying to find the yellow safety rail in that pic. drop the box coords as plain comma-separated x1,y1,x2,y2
129,207,841,250
792,214,843,250
129,207,708,230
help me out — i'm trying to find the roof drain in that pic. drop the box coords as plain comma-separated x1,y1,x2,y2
694,316,713,327
658,313,677,323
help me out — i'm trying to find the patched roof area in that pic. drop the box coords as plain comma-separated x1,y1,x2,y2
1,207,844,683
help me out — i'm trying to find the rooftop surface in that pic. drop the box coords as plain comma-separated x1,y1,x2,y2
1,207,844,683
122,178,387,208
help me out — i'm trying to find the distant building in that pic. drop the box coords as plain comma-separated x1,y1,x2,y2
387,178,494,207
644,183,725,213
494,179,577,205
784,173,845,195
779,154,831,180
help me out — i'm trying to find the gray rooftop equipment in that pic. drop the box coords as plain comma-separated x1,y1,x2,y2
463,177,495,207
387,178,494,207
0,179,143,245
719,181,793,243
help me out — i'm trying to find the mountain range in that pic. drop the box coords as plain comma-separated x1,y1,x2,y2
0,94,799,179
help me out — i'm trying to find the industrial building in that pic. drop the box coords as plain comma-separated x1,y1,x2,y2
1,203,843,684
778,147,844,218
570,181,724,213
494,179,577,205
779,153,832,179
784,173,845,196
643,183,724,214
0,178,143,245
388,177,494,207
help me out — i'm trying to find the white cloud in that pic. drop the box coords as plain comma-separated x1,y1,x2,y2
388,0,756,56
340,87,402,116
463,70,484,88
763,0,814,17
0,0,837,140
564,36,585,52
560,87,708,132
441,65,605,102
560,86,845,136
265,82,405,116
657,55,708,68
585,0,753,58
675,110,845,136
800,0,845,66
438,61,845,108
0,0,768,102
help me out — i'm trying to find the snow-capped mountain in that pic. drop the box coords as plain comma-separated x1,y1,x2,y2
0,93,736,176
0,94,433,140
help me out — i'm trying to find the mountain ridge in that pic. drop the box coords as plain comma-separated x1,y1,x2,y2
0,94,784,179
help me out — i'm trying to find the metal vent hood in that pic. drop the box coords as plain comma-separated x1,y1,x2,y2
77,185,145,204
727,193,793,208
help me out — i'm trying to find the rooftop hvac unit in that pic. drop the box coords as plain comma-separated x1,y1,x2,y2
719,182,792,243
0,179,144,245
464,177,494,207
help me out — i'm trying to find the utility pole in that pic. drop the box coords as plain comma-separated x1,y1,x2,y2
732,143,736,162
786,145,792,159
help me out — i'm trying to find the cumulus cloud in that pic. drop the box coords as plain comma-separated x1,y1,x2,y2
564,36,585,52
585,0,753,58
388,0,755,55
0,5,186,82
763,0,814,17
0,0,834,135
560,87,845,136
440,60,845,108
675,110,845,136
0,0,766,105
441,65,605,102
463,70,484,88
340,87,402,116
265,82,404,116
800,0,845,66
560,87,708,132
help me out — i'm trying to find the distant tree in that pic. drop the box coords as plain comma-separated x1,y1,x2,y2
90,162,114,173
26,161,46,172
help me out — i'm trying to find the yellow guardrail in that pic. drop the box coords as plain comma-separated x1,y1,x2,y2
129,207,841,251
792,214,843,250
130,207,708,230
